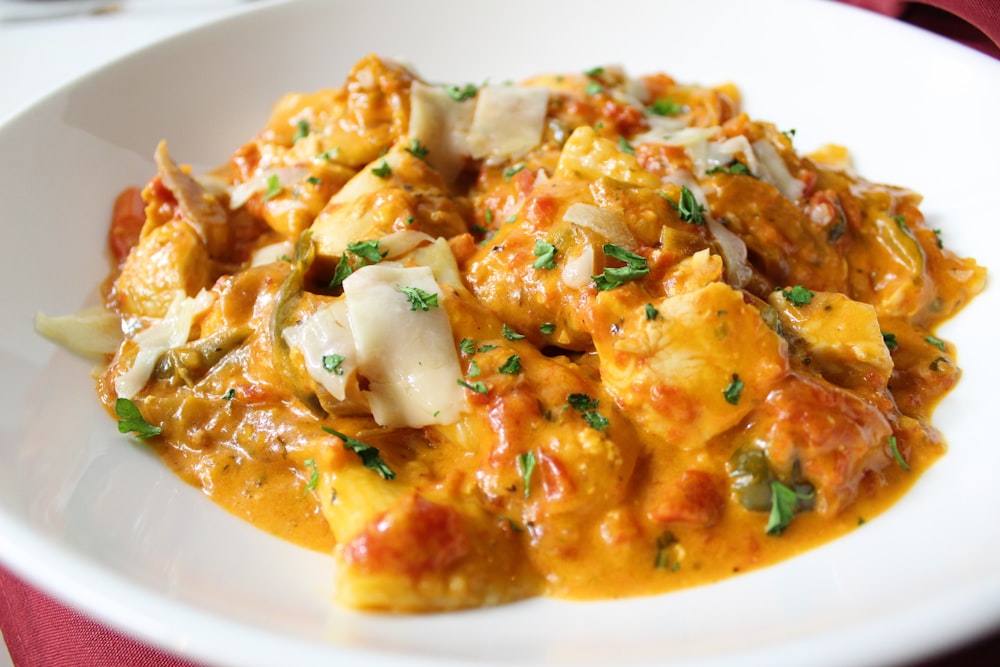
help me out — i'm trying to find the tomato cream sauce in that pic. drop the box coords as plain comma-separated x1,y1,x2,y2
91,55,984,612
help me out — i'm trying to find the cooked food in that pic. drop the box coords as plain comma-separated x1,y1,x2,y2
45,55,986,612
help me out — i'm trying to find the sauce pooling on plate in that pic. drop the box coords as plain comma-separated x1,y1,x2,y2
74,55,985,612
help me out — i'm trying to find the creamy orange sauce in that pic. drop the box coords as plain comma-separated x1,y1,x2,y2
94,55,984,612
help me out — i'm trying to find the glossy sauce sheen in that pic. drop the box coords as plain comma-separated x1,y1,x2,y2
96,56,985,612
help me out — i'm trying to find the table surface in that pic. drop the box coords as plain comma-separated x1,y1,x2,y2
0,1,998,666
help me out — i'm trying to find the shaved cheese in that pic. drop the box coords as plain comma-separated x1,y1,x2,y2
115,289,216,399
661,126,719,148
409,237,464,289
630,114,688,143
342,264,464,428
707,217,753,288
229,165,310,209
408,81,475,182
561,244,596,290
282,300,357,401
466,85,549,161
707,135,761,176
752,139,804,201
379,229,435,259
563,203,638,250
34,306,123,359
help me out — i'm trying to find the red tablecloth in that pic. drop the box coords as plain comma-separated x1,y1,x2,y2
2,2,998,666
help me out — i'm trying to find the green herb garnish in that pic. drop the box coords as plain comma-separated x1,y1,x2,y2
889,435,910,471
322,354,346,375
532,239,557,270
458,378,489,395
322,426,395,480
303,458,319,491
405,139,429,161
723,373,744,405
502,324,525,341
371,160,392,178
518,450,537,498
446,83,479,101
648,98,683,116
397,284,439,311
662,186,706,225
593,244,650,290
782,285,815,307
499,354,522,375
115,398,162,439
263,174,282,201
765,481,813,536
293,119,310,142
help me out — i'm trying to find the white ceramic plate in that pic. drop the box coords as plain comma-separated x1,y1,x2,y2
2,1,999,665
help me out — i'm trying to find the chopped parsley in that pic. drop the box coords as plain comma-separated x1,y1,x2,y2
499,354,522,375
662,186,706,225
484,209,494,224
888,435,910,471
583,66,605,77
263,174,282,201
582,411,610,431
316,147,340,162
933,228,943,248
222,388,237,401
405,139,429,161
115,398,162,439
518,450,537,499
397,284,439,311
329,252,354,288
723,374,744,405
532,239,557,270
306,176,322,186
540,322,556,335
925,334,946,352
585,81,604,96
645,303,659,320
371,160,392,178
765,481,813,536
648,98,683,116
446,83,479,101
467,359,482,378
322,426,395,480
566,393,609,431
654,532,679,570
345,239,387,264
892,214,909,231
459,338,478,355
328,240,386,288
303,458,319,491
782,285,815,307
458,378,489,395
502,323,525,341
322,354,346,375
617,136,635,155
503,163,526,181
706,162,750,176
593,244,650,291
293,119,310,142
882,332,899,352
567,393,600,411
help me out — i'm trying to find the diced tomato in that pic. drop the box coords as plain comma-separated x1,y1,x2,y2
108,187,145,265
